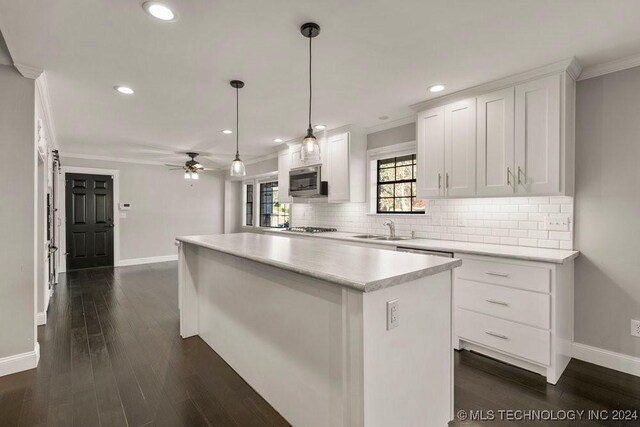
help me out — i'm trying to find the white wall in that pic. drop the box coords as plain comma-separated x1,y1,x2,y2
61,157,225,263
575,66,640,358
0,64,36,359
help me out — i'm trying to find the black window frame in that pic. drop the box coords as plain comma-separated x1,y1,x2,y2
376,154,425,214
259,181,290,228
245,183,254,226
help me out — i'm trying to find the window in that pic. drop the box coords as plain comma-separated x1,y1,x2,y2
376,154,425,213
259,181,290,228
244,183,254,226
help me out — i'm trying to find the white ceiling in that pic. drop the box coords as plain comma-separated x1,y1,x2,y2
2,0,640,168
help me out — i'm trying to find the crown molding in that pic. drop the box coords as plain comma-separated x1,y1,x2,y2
35,72,59,150
62,152,173,166
578,52,640,81
13,63,42,79
366,115,416,134
410,57,581,112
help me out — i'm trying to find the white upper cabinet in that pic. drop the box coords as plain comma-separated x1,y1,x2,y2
277,149,291,204
326,129,366,203
327,132,350,202
477,88,515,196
515,74,561,195
444,98,476,198
416,107,445,198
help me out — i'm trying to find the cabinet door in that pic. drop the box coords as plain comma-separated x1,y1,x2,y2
416,107,445,198
477,88,515,196
515,75,560,194
445,98,476,197
277,150,291,204
327,132,350,202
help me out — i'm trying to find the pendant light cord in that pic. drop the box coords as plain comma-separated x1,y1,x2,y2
236,86,239,156
308,35,312,129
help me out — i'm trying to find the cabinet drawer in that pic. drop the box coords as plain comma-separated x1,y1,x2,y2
456,309,550,365
456,279,550,329
456,257,550,293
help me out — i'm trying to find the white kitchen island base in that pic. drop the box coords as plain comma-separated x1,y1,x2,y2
178,234,458,427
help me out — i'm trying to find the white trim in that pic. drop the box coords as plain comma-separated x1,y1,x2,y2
367,141,417,159
410,57,581,112
13,63,42,79
63,152,168,166
0,343,40,377
35,72,58,150
578,52,640,81
59,166,120,272
118,254,178,267
36,311,47,326
366,115,416,135
572,342,640,378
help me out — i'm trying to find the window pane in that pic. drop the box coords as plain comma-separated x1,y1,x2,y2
412,198,426,212
394,182,412,197
378,158,396,169
378,198,394,212
396,165,412,180
396,154,414,166
394,198,412,212
378,167,395,182
259,181,290,228
245,184,254,226
378,184,394,198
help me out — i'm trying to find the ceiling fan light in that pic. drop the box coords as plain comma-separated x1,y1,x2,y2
230,154,246,177
191,171,199,180
184,171,191,179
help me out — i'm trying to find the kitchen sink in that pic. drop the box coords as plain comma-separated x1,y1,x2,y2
352,234,412,241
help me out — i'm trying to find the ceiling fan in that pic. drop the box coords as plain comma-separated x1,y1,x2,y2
166,152,210,180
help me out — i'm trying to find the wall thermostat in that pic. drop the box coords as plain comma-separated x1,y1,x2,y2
119,203,131,210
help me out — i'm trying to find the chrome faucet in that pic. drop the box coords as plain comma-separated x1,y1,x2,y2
383,219,396,238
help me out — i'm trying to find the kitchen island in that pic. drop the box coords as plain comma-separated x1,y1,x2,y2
176,233,461,427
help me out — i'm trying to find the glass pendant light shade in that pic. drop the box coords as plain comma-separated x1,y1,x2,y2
301,127,320,160
191,171,199,180
184,171,191,179
230,154,246,177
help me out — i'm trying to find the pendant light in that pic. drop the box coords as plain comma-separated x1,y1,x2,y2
300,22,321,161
229,80,246,177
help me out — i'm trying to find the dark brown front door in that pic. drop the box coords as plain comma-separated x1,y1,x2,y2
65,173,114,270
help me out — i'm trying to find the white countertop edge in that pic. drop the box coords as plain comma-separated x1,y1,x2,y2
176,235,461,292
262,230,580,264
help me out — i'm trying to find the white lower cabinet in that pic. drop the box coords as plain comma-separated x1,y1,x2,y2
453,253,574,384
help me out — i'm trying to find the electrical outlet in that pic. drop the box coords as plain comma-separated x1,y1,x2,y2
544,215,570,231
631,319,640,338
387,299,399,330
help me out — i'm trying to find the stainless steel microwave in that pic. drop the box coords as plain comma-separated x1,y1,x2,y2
289,166,328,198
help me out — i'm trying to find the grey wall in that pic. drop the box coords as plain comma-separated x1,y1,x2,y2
367,122,415,150
62,157,225,260
0,65,36,358
575,67,640,358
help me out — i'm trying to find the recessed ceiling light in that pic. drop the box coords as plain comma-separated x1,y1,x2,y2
114,85,134,95
274,138,283,143
222,129,233,134
313,124,326,130
428,84,446,93
142,2,176,21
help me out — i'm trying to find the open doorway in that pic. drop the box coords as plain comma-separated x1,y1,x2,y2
64,173,115,270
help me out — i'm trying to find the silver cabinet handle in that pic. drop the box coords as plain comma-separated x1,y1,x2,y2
517,166,523,185
507,167,511,186
486,299,509,306
485,331,509,340
438,173,441,189
485,271,509,278
445,173,449,189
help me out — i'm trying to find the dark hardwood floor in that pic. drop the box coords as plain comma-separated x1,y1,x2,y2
0,262,638,426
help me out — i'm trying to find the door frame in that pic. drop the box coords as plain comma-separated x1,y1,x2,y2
59,166,120,272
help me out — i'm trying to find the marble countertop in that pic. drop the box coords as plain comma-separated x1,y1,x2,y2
263,230,579,264
176,233,461,292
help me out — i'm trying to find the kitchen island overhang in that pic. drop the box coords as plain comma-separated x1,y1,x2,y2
177,233,461,427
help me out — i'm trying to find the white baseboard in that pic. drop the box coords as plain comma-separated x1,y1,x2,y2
117,254,178,267
572,342,640,378
36,311,47,326
0,343,40,377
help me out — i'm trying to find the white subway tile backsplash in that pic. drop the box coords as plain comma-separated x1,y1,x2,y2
291,196,574,250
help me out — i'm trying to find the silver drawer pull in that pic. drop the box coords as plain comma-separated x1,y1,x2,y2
485,331,509,340
485,299,509,306
485,271,509,278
